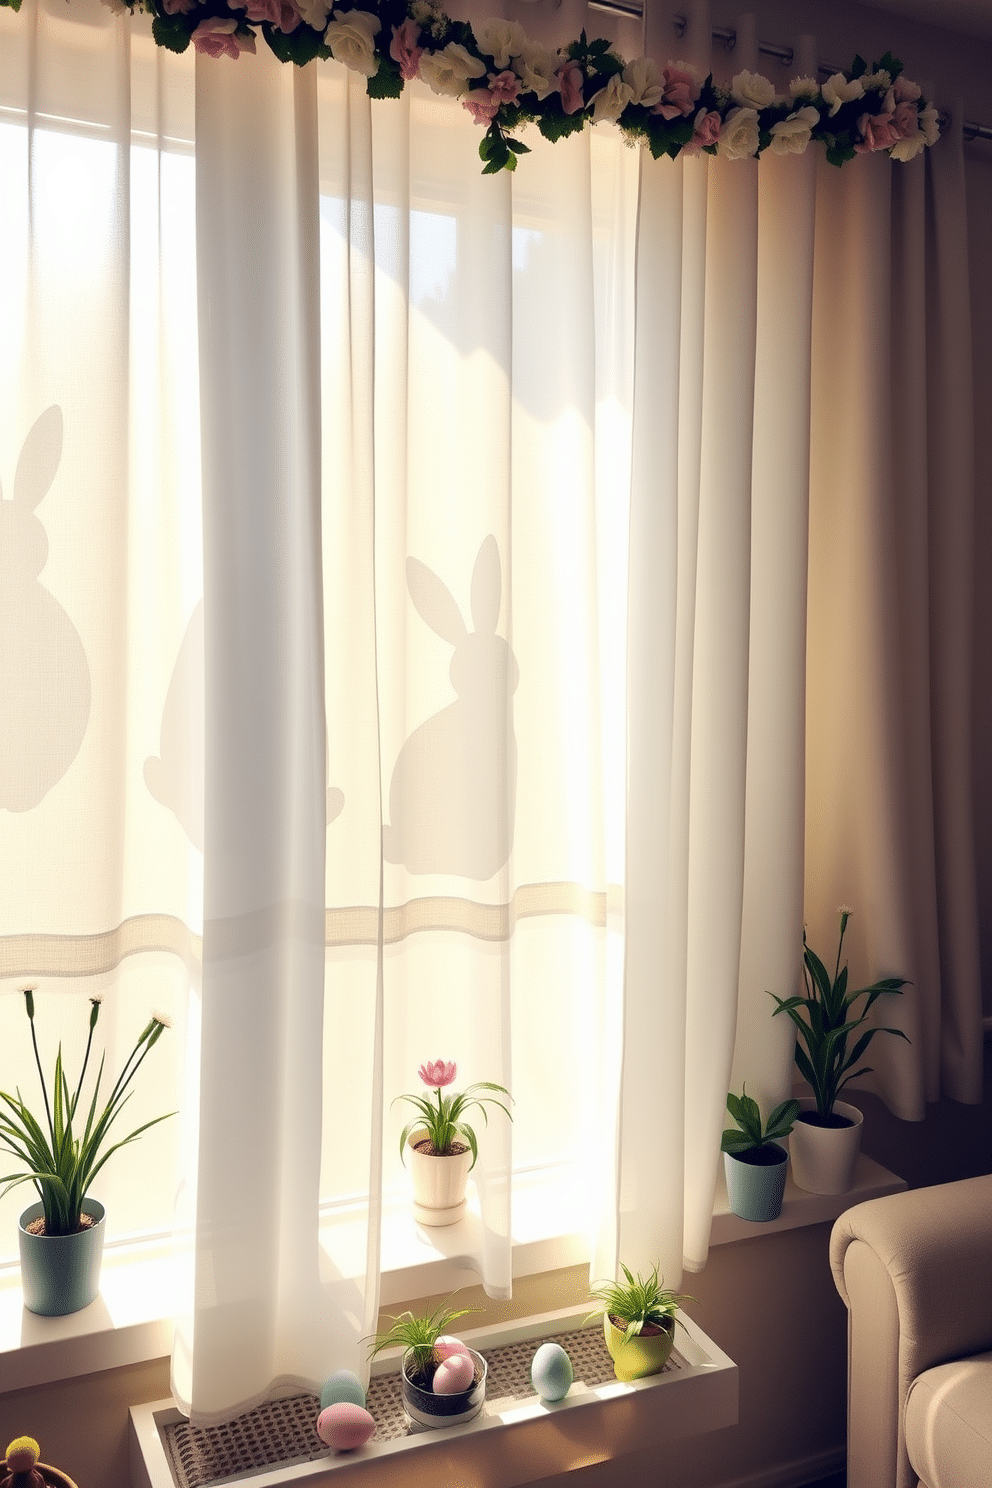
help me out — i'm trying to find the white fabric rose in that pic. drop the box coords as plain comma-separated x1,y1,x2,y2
472,17,527,69
889,128,927,162
622,56,663,110
324,9,381,77
591,74,635,124
860,69,892,93
768,105,819,155
297,0,332,29
920,104,940,145
789,76,819,101
514,41,559,101
419,42,487,98
821,72,864,116
718,106,760,160
731,70,778,110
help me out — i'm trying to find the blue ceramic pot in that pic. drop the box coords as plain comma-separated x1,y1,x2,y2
18,1200,106,1316
724,1145,788,1222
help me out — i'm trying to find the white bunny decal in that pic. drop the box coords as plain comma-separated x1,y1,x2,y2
383,535,519,880
0,407,91,812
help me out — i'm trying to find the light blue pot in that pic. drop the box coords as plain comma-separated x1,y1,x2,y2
18,1200,106,1316
724,1146,788,1223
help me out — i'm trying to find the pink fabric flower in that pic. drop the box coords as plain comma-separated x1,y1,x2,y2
241,0,301,32
891,100,919,138
855,110,902,153
390,19,424,82
463,89,500,124
682,107,722,156
418,1060,457,1088
557,59,585,115
488,70,520,106
654,63,700,120
893,76,922,104
191,18,257,58
161,0,196,13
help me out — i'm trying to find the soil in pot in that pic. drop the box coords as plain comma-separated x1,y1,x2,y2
22,1212,99,1238
732,1145,788,1165
796,1110,855,1129
412,1139,470,1157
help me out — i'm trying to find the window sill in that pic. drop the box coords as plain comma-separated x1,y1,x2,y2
0,1156,904,1397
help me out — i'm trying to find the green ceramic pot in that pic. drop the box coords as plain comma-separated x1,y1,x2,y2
724,1142,789,1222
18,1200,106,1317
603,1313,675,1381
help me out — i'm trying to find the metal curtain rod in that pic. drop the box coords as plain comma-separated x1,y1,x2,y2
586,3,992,142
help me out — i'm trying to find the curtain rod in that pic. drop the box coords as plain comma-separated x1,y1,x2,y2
587,3,992,141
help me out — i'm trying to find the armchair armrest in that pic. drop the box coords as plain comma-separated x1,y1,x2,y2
830,1174,992,1488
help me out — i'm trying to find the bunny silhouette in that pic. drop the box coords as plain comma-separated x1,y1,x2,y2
146,599,346,850
383,534,519,880
0,407,92,812
145,600,205,852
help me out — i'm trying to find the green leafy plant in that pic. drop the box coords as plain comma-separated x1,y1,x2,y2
0,986,175,1236
770,908,909,1123
395,1060,512,1171
368,1297,474,1386
721,1087,800,1157
586,1263,694,1343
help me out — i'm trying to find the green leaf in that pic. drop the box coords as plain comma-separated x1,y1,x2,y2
366,57,404,100
537,109,587,146
151,13,192,55
850,55,868,79
264,22,325,68
505,138,531,156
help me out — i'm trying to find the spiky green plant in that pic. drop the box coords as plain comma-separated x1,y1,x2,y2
586,1264,694,1344
368,1297,474,1385
770,909,909,1122
720,1087,800,1156
0,987,174,1236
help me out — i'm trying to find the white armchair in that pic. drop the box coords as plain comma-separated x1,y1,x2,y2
830,1174,992,1488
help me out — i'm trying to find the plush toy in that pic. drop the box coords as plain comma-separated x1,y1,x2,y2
1,1436,46,1488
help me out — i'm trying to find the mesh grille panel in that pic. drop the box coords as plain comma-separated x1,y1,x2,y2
163,1325,684,1488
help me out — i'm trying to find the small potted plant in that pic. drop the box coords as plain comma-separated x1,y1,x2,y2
395,1060,512,1226
770,907,909,1194
586,1264,694,1382
369,1298,486,1429
0,986,174,1316
721,1087,800,1222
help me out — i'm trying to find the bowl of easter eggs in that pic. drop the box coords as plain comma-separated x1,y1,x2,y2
400,1336,487,1429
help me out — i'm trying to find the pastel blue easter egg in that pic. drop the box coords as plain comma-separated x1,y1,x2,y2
320,1370,366,1411
531,1341,573,1402
316,1402,375,1451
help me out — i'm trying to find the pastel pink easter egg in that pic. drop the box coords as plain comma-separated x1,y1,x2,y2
316,1402,375,1451
434,1335,470,1361
432,1351,475,1395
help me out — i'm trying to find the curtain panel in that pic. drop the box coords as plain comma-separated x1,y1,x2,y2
0,0,985,1429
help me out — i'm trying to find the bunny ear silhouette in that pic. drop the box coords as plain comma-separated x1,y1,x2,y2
470,535,502,635
406,556,468,645
14,406,63,510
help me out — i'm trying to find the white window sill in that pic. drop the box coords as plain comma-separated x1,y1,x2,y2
0,1156,905,1397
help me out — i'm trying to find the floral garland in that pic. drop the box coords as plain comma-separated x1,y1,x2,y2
2,0,940,175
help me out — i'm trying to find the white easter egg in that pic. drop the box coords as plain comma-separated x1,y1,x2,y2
432,1351,475,1394
531,1341,573,1402
434,1335,470,1361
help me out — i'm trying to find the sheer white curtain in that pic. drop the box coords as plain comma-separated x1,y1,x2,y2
620,2,816,1278
175,1,642,1421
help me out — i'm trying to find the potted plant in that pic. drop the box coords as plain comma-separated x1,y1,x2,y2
369,1298,486,1429
0,986,174,1316
1,1436,78,1488
586,1264,694,1382
395,1060,512,1226
770,907,909,1194
720,1087,800,1222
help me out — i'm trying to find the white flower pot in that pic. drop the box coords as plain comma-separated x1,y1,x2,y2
407,1128,472,1225
788,1098,863,1194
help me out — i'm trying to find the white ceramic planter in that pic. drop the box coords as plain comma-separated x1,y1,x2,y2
407,1128,473,1225
788,1098,863,1194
